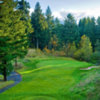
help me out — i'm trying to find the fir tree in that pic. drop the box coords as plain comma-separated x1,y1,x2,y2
46,6,54,49
0,0,16,81
91,40,100,64
31,2,48,49
17,0,33,47
62,13,79,45
0,0,28,81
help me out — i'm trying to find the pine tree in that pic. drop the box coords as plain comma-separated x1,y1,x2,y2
17,0,33,47
14,0,33,66
95,17,100,43
95,40,100,52
79,17,96,50
0,0,16,81
53,18,63,49
46,6,54,33
45,6,55,48
17,0,30,18
11,10,28,66
62,13,79,45
31,2,48,49
91,40,100,64
49,34,58,50
79,18,87,37
0,0,28,81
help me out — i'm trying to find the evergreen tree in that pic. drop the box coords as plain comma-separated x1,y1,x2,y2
10,0,31,67
49,34,58,50
91,40,100,64
67,42,77,57
17,0,33,47
17,0,30,18
11,10,28,66
0,0,16,81
62,13,79,45
31,2,48,49
0,0,28,81
53,18,63,49
74,35,92,61
79,17,96,50
95,40,100,52
84,17,96,49
45,6,54,49
79,18,87,37
46,6,54,33
95,17,100,42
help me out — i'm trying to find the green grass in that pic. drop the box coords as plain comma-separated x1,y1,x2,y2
0,75,14,89
1,56,100,100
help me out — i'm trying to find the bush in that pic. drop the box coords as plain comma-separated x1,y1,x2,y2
26,49,36,57
13,62,24,70
51,51,66,56
26,49,45,57
43,47,51,54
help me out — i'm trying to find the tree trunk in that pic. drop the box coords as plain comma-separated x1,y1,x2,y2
15,58,18,67
3,61,7,81
36,38,39,49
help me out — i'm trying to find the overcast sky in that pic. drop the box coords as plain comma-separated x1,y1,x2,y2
27,0,100,20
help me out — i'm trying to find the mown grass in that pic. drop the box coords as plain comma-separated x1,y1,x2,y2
0,56,100,100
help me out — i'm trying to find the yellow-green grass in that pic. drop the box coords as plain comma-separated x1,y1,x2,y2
0,81,14,89
0,75,14,89
1,57,100,100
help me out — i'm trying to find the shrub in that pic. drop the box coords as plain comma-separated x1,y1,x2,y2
43,47,51,54
26,49,45,57
26,49,36,57
13,62,24,70
51,51,66,56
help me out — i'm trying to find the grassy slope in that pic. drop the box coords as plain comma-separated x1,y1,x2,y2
0,57,99,100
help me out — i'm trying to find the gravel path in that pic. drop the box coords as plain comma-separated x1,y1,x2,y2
80,66,99,70
0,72,22,93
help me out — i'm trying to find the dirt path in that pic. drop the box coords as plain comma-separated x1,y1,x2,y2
0,72,22,93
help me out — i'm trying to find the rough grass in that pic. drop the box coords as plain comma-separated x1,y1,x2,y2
0,75,14,89
0,81,14,89
1,56,100,100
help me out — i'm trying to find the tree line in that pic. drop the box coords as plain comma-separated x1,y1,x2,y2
30,2,100,62
0,0,100,81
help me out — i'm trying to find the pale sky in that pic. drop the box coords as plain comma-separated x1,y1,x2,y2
27,0,100,20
